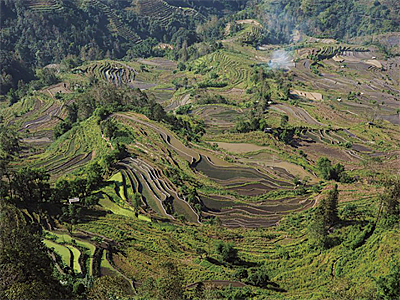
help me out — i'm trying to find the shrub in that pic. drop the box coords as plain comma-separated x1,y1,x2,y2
215,241,238,263
246,266,270,287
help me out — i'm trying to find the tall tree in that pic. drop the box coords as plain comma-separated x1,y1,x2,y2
323,184,339,226
309,206,328,249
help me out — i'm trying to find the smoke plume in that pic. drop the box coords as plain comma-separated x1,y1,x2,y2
268,49,294,69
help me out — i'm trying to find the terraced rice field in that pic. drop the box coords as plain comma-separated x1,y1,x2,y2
100,249,115,276
191,105,244,132
23,118,108,177
87,0,141,43
271,104,324,127
134,0,199,27
195,155,292,196
74,61,137,85
99,195,136,218
115,112,199,163
44,231,97,276
43,239,71,267
24,0,63,11
193,50,253,88
202,194,315,228
66,244,82,274
292,47,400,124
121,157,200,223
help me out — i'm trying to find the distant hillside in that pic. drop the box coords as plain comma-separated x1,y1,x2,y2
257,0,400,43
0,0,218,95
1,0,399,95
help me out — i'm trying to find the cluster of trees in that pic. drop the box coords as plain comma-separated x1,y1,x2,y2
316,157,352,183
378,176,400,226
0,203,69,299
233,116,269,133
216,241,239,263
309,184,340,249
234,265,270,287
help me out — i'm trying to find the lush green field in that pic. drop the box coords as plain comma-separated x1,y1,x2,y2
43,239,71,268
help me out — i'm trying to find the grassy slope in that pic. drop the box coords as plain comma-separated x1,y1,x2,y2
76,206,399,298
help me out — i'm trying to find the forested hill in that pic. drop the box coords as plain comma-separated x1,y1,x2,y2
1,0,400,95
258,0,400,42
0,0,221,95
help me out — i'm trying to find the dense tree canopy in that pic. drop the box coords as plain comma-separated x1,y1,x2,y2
0,203,68,299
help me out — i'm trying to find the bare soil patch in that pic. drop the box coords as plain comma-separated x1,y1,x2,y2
291,90,323,101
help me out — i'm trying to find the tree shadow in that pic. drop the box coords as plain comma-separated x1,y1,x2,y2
267,281,287,292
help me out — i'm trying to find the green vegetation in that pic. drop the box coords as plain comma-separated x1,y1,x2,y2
1,1,399,299
43,239,72,268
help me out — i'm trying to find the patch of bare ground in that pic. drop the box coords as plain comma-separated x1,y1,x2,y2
44,82,71,98
291,90,323,101
217,87,246,97
236,19,262,27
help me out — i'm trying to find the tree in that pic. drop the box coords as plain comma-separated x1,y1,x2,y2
216,241,238,263
180,40,188,62
309,185,339,249
246,266,270,287
11,167,51,204
132,193,141,211
316,157,346,181
317,157,333,180
86,162,103,191
323,184,339,226
308,206,328,249
379,176,400,218
279,129,294,144
0,125,20,159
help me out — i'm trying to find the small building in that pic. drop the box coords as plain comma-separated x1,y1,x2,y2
264,128,273,133
68,197,80,204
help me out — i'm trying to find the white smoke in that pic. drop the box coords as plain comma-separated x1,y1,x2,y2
268,50,294,69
